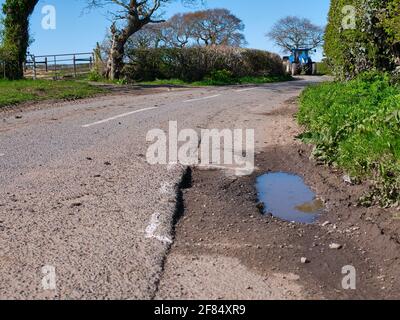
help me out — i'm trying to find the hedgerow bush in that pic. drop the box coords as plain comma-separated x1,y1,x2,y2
123,46,284,82
298,72,400,206
316,60,332,75
325,0,399,80
207,69,237,85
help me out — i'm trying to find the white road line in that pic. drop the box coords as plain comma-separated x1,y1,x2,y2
82,107,159,128
235,87,257,92
183,94,221,103
0,153,4,157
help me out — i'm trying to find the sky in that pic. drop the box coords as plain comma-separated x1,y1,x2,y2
1,0,331,61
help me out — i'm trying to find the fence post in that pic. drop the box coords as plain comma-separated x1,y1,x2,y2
45,57,48,72
73,55,77,78
33,55,37,80
89,55,93,70
54,55,57,80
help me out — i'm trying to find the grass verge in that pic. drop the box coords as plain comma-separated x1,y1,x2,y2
0,79,105,108
134,74,293,86
297,72,400,207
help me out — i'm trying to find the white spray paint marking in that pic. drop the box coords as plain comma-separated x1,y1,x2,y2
0,153,4,157
82,107,158,128
184,94,221,103
145,212,173,244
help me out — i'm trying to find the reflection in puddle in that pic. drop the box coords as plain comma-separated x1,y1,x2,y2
295,199,325,213
256,172,324,224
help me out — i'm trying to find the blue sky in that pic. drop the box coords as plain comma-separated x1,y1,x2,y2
1,0,331,60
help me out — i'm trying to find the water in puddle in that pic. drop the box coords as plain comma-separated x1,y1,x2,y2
256,172,324,224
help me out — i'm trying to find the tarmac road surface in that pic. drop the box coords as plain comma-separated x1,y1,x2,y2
0,77,325,299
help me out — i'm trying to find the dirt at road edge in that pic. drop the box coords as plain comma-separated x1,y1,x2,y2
156,98,400,300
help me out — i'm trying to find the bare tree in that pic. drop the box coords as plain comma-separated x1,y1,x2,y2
127,23,166,49
113,8,246,52
188,9,246,47
87,0,200,80
162,13,195,48
267,16,324,53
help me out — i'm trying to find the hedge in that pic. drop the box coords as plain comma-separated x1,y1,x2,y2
123,46,284,82
325,0,400,80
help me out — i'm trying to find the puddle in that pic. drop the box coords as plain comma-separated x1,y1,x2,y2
256,172,324,224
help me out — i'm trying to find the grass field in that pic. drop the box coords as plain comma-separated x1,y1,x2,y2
297,72,400,206
0,79,104,108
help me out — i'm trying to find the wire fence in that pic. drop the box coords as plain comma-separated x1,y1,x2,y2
23,52,95,80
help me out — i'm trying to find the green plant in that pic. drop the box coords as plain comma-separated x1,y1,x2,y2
316,60,332,75
87,70,103,82
207,69,237,85
115,78,128,85
298,72,400,206
325,0,398,80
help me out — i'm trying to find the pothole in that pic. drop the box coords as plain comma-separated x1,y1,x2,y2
256,172,324,224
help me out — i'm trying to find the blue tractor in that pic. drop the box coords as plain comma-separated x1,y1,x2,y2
283,48,317,76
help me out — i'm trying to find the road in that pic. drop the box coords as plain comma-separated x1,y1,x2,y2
0,77,325,299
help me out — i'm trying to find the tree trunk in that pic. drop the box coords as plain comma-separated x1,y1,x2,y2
105,19,146,81
2,0,39,79
104,9,154,80
105,29,126,81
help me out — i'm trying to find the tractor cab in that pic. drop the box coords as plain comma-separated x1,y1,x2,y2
289,49,311,64
283,48,317,76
